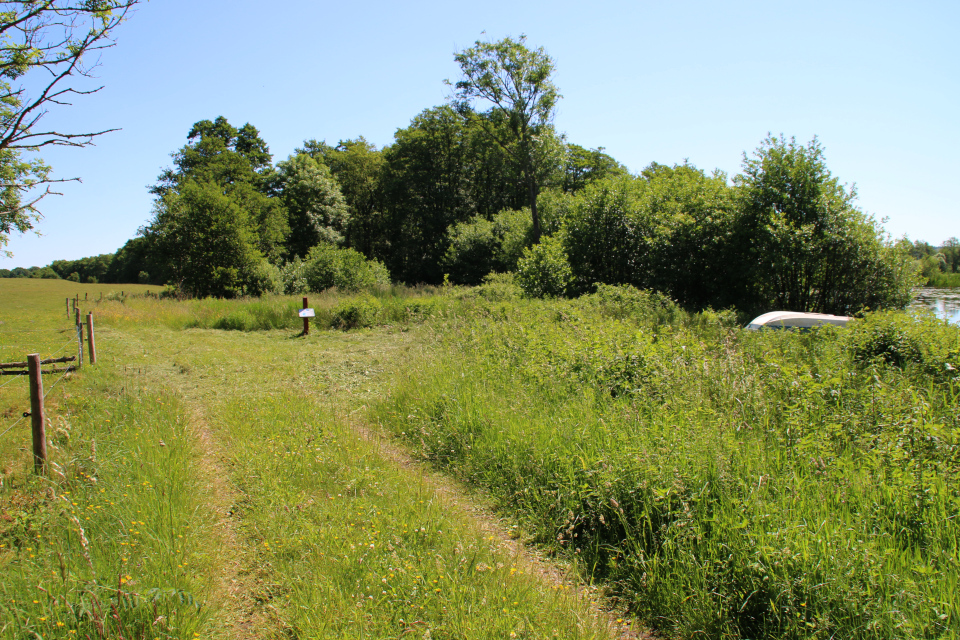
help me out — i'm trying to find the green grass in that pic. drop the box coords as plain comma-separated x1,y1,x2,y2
373,293,960,639
1,281,619,639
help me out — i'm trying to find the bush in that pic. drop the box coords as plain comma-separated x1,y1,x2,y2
244,259,281,297
278,257,309,294
304,243,390,293
516,235,572,298
331,295,382,329
444,208,534,285
849,311,960,378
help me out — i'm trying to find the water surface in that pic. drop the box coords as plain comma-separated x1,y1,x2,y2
909,288,960,325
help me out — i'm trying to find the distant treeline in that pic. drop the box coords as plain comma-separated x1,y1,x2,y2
4,37,955,312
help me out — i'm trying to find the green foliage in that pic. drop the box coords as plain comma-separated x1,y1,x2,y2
732,135,919,315
303,243,390,293
149,179,265,298
277,152,350,257
450,35,562,241
381,105,530,284
49,253,115,283
278,256,309,294
444,208,533,285
849,311,960,378
377,300,960,639
299,137,387,257
562,144,630,193
516,234,572,298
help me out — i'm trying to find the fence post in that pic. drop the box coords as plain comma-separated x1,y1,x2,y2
86,313,96,365
303,297,311,336
65,297,69,318
76,320,84,368
27,354,47,475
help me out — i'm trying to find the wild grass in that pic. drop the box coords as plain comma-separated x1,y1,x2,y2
0,281,219,638
374,293,960,639
1,280,621,639
93,287,461,332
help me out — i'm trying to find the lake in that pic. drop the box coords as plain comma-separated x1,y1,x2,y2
909,288,960,325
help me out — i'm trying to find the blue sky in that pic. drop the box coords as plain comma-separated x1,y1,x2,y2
2,0,957,268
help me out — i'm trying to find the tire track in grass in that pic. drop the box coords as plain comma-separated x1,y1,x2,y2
350,419,653,640
112,322,653,638
187,406,274,639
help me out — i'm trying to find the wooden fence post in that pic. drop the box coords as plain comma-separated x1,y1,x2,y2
75,307,80,328
303,296,310,336
86,313,96,365
76,321,84,368
27,354,47,475
65,297,69,318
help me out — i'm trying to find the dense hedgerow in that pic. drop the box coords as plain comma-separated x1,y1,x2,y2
374,291,960,639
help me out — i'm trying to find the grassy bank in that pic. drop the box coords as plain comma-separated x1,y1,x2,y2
374,290,960,639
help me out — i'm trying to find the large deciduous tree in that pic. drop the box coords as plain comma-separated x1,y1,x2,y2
298,137,386,258
276,152,349,259
449,35,561,243
0,0,139,255
142,117,284,296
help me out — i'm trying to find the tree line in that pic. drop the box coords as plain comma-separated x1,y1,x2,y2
3,36,943,315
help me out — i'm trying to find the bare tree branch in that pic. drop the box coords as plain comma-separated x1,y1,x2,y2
0,1,139,252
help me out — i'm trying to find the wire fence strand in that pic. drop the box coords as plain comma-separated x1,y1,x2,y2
0,413,27,440
0,373,27,389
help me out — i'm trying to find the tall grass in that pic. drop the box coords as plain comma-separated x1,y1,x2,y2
0,374,215,638
374,295,960,639
2,280,624,639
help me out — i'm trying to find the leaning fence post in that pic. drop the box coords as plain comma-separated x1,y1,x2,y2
27,354,47,475
86,313,96,365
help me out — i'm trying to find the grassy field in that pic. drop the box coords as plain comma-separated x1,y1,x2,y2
0,281,620,639
2,280,958,639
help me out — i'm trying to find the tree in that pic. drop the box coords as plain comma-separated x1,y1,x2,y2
298,137,386,257
146,180,265,298
276,152,349,259
563,144,629,194
151,116,289,263
0,0,139,255
449,35,561,243
731,135,918,315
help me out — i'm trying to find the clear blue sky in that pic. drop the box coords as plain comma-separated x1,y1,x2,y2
2,0,957,268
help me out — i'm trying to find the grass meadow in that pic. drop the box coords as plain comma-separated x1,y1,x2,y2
2,279,958,639
0,280,616,639
373,289,960,639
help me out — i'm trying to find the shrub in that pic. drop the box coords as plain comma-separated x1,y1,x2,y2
278,257,309,294
304,243,390,293
849,311,960,378
444,208,534,285
516,235,572,298
244,259,280,296
331,295,382,329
